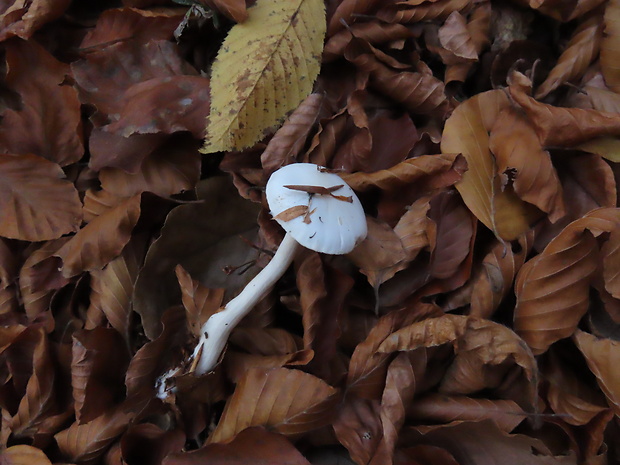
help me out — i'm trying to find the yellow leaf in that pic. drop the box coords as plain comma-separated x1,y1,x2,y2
202,0,326,153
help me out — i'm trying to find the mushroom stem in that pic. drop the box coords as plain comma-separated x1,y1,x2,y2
191,232,300,376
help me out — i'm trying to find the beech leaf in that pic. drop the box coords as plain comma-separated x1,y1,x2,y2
208,367,340,444
202,0,326,153
601,0,620,93
0,154,82,242
441,90,540,241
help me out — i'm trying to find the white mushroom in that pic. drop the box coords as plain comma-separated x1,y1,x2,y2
190,163,367,376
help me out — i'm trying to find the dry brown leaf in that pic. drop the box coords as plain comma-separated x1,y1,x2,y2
536,11,603,99
514,209,620,354
408,394,526,432
508,71,620,147
98,136,201,198
1,445,52,465
344,38,449,116
261,93,325,176
71,328,129,424
18,238,70,321
543,347,608,426
602,227,620,298
79,7,183,49
438,12,478,62
441,90,539,241
86,236,145,338
120,423,186,465
0,238,18,316
0,154,82,242
297,252,354,377
175,265,225,339
469,233,532,319
489,107,565,222
347,217,409,289
327,0,384,36
407,420,577,465
0,39,83,166
601,0,620,93
208,367,340,444
55,407,135,463
393,196,432,262
377,314,538,404
202,0,248,23
574,329,620,415
333,397,384,465
323,22,413,62
342,153,466,192
0,0,71,41
346,303,443,399
427,192,474,280
377,0,470,23
164,427,310,465
55,194,142,278
577,136,620,163
445,3,491,83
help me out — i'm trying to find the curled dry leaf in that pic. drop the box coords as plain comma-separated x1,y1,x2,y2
297,251,354,377
508,71,620,147
347,217,409,289
377,0,470,24
86,235,145,338
574,329,620,415
543,347,608,426
175,264,225,338
408,394,526,432
0,0,71,41
407,420,577,465
342,153,466,192
163,427,310,465
327,0,384,36
441,89,539,241
261,93,325,176
601,0,620,93
208,367,340,444
55,194,142,278
202,0,326,152
323,22,413,62
438,12,478,63
488,107,565,222
344,38,449,116
377,314,538,405
0,154,82,242
469,233,532,319
514,209,620,354
602,227,620,299
393,196,432,262
535,11,603,99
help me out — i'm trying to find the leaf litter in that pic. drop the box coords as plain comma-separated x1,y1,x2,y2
2,0,620,463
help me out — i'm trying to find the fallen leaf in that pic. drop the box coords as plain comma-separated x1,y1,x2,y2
163,427,310,465
514,209,620,354
601,0,620,93
408,394,526,432
1,445,52,465
261,93,325,176
536,11,603,98
441,89,539,241
574,329,620,415
202,0,326,152
0,154,82,242
438,12,478,62
488,107,565,222
0,39,83,166
377,0,470,24
55,194,142,278
208,367,340,444
0,0,71,41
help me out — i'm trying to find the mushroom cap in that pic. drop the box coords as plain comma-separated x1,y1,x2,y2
266,163,367,254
